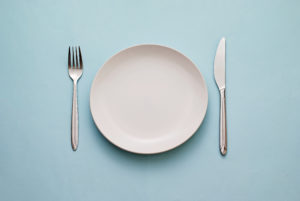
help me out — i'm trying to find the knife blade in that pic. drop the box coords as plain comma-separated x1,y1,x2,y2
214,38,226,90
214,37,227,155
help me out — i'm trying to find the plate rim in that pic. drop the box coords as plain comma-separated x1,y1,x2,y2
90,44,208,154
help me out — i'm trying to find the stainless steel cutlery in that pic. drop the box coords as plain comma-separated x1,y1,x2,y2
68,46,83,151
214,38,227,155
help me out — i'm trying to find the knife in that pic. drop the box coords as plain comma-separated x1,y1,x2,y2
214,37,227,155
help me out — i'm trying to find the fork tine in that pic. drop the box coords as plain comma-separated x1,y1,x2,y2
68,47,71,68
72,47,75,68
75,47,78,68
79,46,83,69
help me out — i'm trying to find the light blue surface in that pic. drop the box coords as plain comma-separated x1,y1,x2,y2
0,0,300,200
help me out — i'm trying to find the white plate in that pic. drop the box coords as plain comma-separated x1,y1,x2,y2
90,45,208,154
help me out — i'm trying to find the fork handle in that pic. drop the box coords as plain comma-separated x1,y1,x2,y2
71,81,78,151
219,88,227,155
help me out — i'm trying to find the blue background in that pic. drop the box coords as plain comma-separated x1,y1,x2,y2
0,0,300,200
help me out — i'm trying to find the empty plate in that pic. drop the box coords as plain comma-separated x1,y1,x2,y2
90,44,208,154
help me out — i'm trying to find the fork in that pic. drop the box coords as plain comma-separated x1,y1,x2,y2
68,46,83,151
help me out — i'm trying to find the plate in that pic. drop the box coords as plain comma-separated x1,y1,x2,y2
90,44,208,154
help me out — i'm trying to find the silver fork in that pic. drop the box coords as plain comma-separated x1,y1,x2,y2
68,46,83,151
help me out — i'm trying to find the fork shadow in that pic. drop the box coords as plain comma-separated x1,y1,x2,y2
88,102,211,166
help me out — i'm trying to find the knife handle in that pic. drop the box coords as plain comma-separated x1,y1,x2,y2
219,88,227,155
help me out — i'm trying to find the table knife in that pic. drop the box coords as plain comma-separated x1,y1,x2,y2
214,37,227,155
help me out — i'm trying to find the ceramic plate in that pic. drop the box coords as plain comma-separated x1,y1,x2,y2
90,44,208,154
